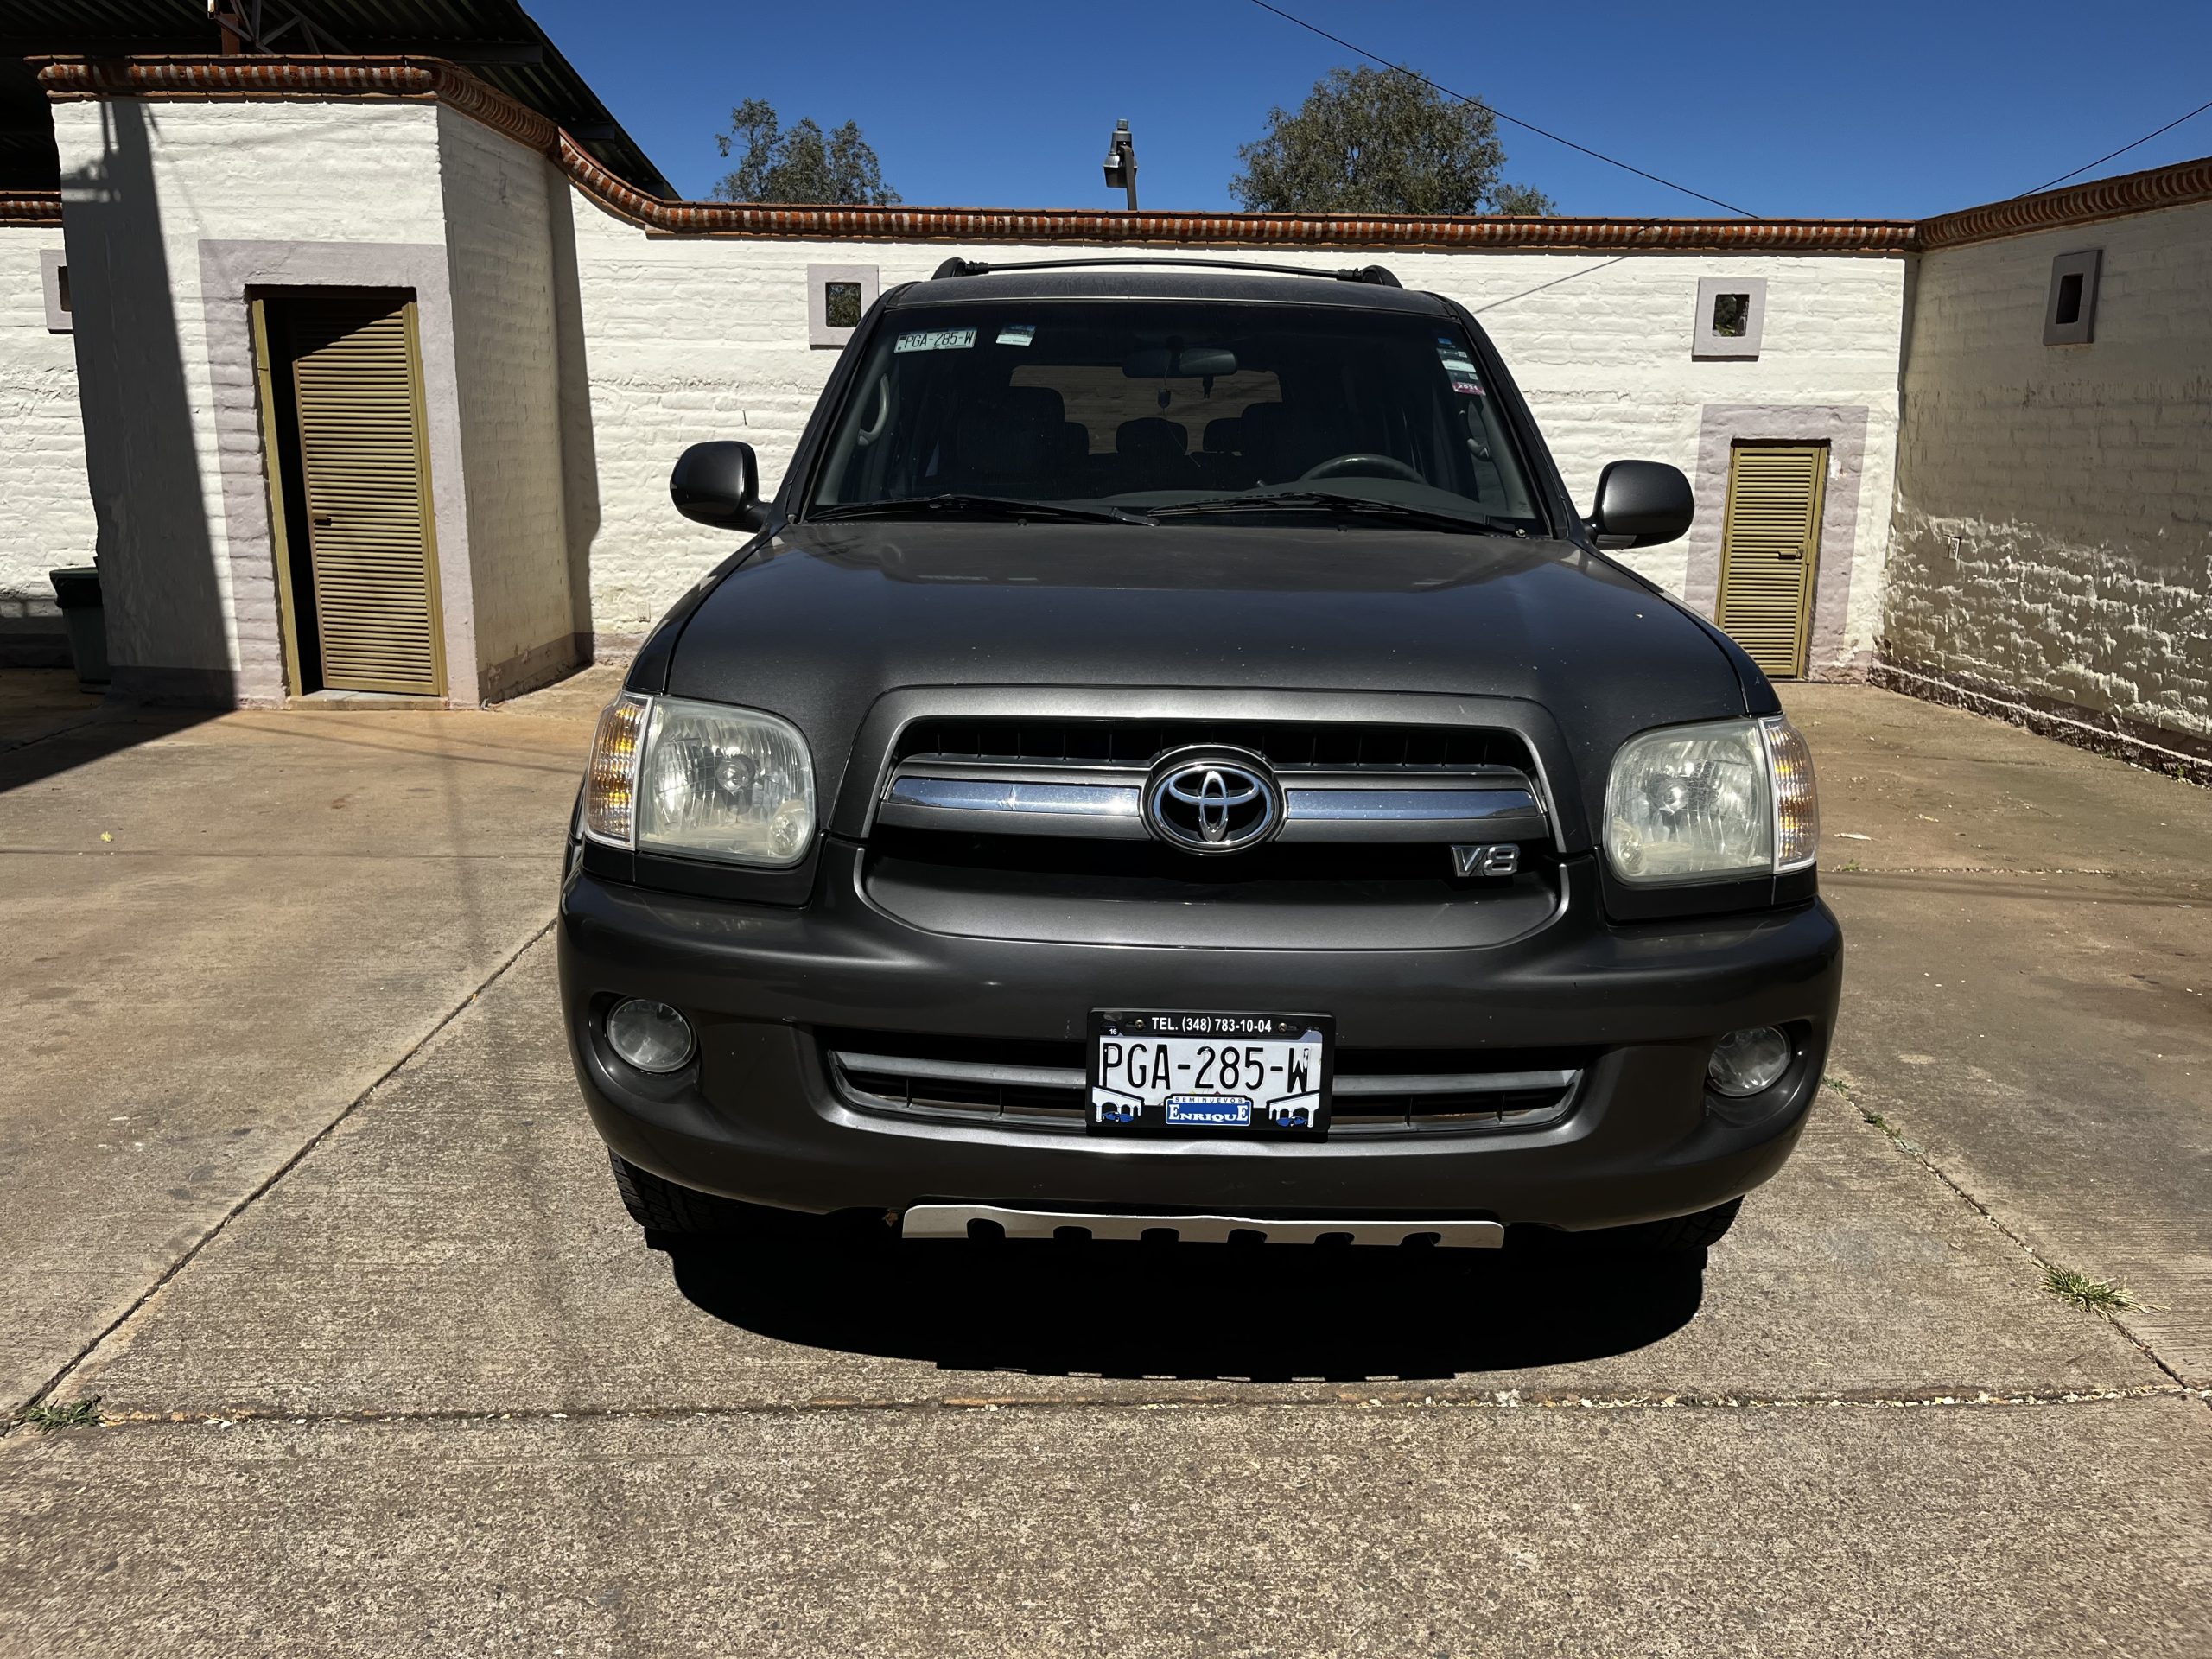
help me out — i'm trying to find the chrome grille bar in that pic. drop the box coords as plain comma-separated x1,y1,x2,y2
881,776,1143,838
877,761,1547,843
1280,786,1544,842
835,1052,1082,1090
1335,1068,1576,1096
831,1052,1575,1096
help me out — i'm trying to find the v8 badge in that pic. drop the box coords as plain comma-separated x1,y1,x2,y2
1452,843,1521,878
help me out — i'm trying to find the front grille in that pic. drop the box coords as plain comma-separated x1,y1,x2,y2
893,717,1531,772
875,715,1552,864
822,1030,1586,1136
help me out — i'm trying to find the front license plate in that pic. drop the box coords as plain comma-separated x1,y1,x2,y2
1088,1011,1334,1135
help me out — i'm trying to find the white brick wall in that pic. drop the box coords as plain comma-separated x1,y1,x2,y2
16,92,1910,699
563,196,1908,668
0,225,96,659
1885,201,2212,742
435,107,579,696
50,99,452,698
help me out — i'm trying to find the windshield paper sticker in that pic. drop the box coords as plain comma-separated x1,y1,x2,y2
1437,336,1484,393
995,324,1037,346
895,327,978,353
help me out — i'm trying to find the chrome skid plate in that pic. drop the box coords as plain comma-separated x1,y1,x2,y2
901,1204,1503,1248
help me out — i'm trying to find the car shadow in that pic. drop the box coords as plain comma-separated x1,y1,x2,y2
663,1231,1704,1382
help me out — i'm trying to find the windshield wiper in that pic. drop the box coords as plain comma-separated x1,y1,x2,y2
806,494,1152,526
1151,492,1522,536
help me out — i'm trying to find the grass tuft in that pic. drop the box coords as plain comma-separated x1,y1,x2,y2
2042,1267,2136,1314
19,1396,102,1431
1821,1076,1853,1096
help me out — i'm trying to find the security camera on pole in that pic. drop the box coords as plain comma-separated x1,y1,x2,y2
1103,119,1138,211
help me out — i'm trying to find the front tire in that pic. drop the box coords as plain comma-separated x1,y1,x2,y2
1601,1197,1743,1254
607,1152,770,1238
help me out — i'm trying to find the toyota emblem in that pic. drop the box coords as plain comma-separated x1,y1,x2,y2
1143,748,1282,855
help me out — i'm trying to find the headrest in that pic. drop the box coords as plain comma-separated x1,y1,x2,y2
1005,385,1067,427
1238,401,1285,437
1116,417,1189,459
954,397,1050,480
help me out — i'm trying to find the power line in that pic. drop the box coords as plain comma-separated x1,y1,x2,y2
1245,0,1759,218
2025,93,2212,194
1473,256,1632,315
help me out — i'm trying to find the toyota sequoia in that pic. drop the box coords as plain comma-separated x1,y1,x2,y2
559,259,1841,1255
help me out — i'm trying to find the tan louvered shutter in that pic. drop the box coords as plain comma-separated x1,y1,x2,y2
284,294,444,696
1716,444,1826,679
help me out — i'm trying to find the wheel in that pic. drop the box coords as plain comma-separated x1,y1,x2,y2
607,1151,769,1238
1601,1198,1744,1254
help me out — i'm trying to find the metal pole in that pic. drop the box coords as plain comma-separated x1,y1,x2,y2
1103,119,1138,212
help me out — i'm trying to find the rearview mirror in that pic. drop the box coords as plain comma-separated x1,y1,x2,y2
1586,460,1694,549
671,441,765,531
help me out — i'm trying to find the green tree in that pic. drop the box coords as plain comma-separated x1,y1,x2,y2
1230,66,1554,217
711,98,900,206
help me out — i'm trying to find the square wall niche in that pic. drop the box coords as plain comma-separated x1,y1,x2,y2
41,249,71,332
809,264,879,348
2044,250,2101,346
1693,275,1766,359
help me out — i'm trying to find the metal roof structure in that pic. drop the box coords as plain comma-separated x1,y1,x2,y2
0,0,671,194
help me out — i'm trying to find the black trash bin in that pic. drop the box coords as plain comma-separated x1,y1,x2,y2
49,565,110,690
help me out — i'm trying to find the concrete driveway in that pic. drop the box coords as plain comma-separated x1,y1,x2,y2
2,671,2207,1656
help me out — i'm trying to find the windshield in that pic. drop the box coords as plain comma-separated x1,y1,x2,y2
805,300,1547,533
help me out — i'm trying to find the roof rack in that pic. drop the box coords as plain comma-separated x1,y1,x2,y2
928,256,1402,289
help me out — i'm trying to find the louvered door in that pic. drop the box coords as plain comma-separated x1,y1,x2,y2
280,293,444,695
1716,444,1825,679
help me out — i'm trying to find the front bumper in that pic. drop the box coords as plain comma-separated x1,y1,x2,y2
557,846,1842,1232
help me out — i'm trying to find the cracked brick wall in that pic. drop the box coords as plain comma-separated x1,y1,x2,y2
1885,200,2212,754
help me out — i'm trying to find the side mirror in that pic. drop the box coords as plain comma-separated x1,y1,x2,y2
671,441,766,531
1586,460,1694,549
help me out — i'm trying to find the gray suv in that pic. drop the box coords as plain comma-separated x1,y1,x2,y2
558,260,1840,1255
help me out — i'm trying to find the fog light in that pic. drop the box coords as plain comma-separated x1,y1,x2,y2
606,998,695,1074
1707,1027,1792,1097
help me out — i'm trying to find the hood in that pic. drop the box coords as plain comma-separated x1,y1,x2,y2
658,522,1750,824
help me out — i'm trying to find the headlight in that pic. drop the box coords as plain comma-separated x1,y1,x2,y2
1604,715,1818,885
582,693,816,868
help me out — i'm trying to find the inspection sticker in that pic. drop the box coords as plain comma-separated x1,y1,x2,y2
1452,379,1484,396
895,327,977,353
995,323,1037,346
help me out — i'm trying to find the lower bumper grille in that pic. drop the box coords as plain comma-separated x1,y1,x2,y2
823,1033,1585,1135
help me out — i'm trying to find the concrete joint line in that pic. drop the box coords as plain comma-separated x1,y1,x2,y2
6,918,559,1430
47,1382,2212,1437
1849,1103,2195,1392
1829,865,2128,879
0,708,114,759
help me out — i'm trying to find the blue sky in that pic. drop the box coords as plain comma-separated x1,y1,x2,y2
526,0,2212,219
